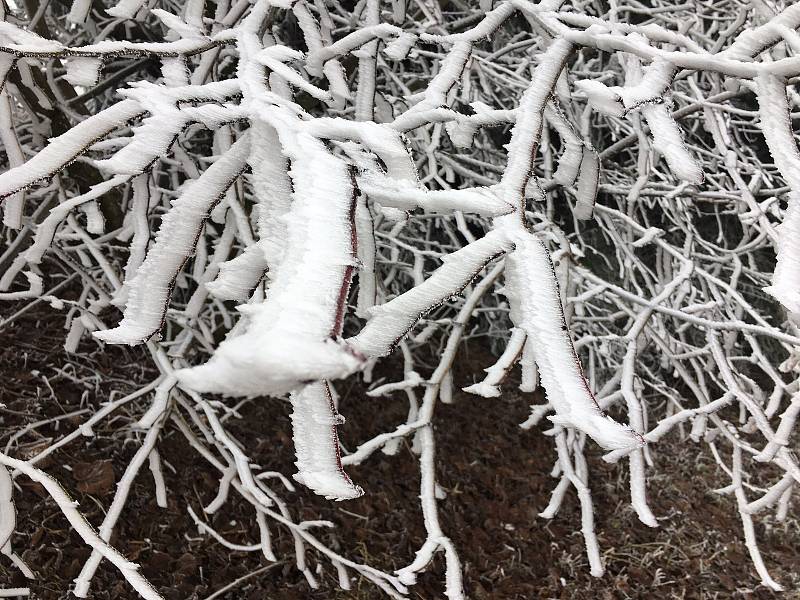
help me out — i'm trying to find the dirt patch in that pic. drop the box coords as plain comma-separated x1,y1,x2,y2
0,306,797,599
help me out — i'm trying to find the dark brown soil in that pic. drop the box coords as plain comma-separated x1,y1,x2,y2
1,304,798,599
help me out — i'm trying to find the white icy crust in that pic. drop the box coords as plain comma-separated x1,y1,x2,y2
94,135,252,344
206,119,291,302
348,230,513,358
0,99,145,200
105,0,146,19
176,104,365,397
65,57,103,87
504,233,643,451
576,57,702,184
291,382,364,500
755,74,800,315
206,246,268,301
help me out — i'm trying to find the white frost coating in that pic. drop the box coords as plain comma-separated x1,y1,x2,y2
518,334,538,393
247,120,292,270
160,56,189,87
576,60,702,184
67,0,92,23
0,90,25,228
305,24,415,76
94,104,190,176
105,0,147,19
176,107,365,396
64,57,102,87
349,231,512,358
206,246,268,301
291,382,364,500
641,102,703,184
0,453,163,600
0,22,65,54
150,8,206,39
356,173,512,216
575,79,627,118
309,117,419,183
94,135,251,345
256,46,334,103
114,175,152,308
755,74,800,315
504,233,642,451
355,195,376,317
0,463,14,553
543,99,600,217
574,144,599,220
462,327,526,398
392,40,471,132
546,103,584,186
445,102,517,149
22,175,129,268
383,32,416,60
0,99,144,199
577,58,674,117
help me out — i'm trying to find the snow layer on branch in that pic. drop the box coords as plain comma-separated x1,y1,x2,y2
546,103,584,186
755,74,800,315
95,107,190,176
574,145,599,220
349,231,513,358
106,0,147,19
94,134,251,344
176,107,365,397
310,117,419,183
256,46,334,104
576,57,702,184
504,233,642,451
65,57,103,87
577,58,675,116
463,327,526,398
356,172,512,216
0,99,144,199
151,8,206,39
641,102,703,184
0,464,15,552
291,382,363,500
0,22,65,54
160,57,189,87
206,246,268,302
305,23,415,75
67,0,92,24
0,89,25,228
247,120,292,270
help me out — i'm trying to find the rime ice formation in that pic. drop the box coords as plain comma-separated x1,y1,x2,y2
95,135,251,345
755,74,800,316
175,107,366,397
505,234,643,451
291,382,364,500
3,1,800,595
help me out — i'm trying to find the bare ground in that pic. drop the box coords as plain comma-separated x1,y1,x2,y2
1,304,798,599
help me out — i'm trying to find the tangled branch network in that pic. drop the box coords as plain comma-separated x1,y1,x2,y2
0,0,799,596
